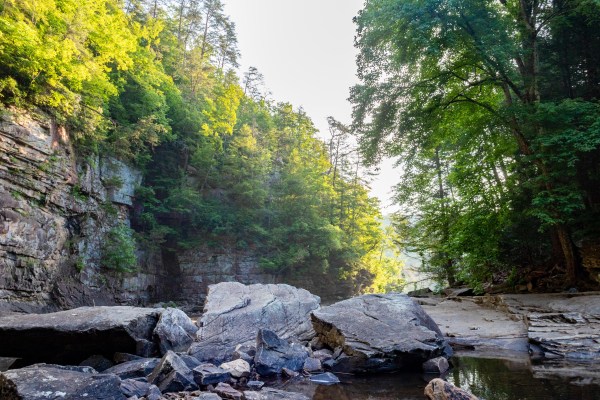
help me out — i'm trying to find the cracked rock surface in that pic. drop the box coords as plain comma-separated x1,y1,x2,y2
189,283,319,364
311,293,450,373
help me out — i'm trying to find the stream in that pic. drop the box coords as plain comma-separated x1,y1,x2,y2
281,355,600,400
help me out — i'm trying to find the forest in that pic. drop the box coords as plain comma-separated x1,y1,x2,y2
0,0,402,293
352,0,600,291
1,0,599,294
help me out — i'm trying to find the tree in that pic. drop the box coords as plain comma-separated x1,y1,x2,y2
352,0,600,286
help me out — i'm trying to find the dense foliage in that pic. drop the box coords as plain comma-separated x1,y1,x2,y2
0,0,403,292
352,0,600,290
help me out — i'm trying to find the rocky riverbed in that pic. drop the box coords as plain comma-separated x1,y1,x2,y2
1,285,599,399
0,283,453,400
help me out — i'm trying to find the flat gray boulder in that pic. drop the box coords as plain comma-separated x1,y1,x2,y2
189,283,320,363
0,307,162,365
0,364,124,399
311,293,450,373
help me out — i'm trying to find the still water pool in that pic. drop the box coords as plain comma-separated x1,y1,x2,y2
281,356,600,400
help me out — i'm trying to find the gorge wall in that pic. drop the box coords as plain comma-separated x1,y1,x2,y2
0,108,357,313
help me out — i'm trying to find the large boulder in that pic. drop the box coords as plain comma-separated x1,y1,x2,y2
154,308,198,355
189,283,320,363
311,293,450,373
0,307,161,365
0,364,125,399
254,329,308,376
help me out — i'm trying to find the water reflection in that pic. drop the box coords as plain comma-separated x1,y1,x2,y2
281,356,600,400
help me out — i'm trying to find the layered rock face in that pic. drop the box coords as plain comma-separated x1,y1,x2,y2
0,108,156,311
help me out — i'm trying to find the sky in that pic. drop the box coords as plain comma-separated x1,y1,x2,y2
223,0,399,211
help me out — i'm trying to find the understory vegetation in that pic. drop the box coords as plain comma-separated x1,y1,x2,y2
0,0,403,292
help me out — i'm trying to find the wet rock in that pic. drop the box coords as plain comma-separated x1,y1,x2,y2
212,382,243,400
104,358,160,379
243,388,310,400
303,357,322,372
311,293,450,373
309,371,340,385
120,378,152,397
80,354,114,372
0,306,161,365
219,359,251,379
424,378,479,400
423,356,450,374
148,350,197,393
192,363,231,386
254,329,309,376
154,308,198,355
190,283,319,364
0,363,124,399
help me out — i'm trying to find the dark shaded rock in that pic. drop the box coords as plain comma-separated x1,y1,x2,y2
254,329,309,376
309,372,340,385
311,293,450,373
154,308,197,355
444,288,475,297
0,364,124,399
282,367,299,377
179,354,202,370
247,380,265,390
80,354,114,372
113,352,143,364
212,382,243,400
219,359,250,378
148,350,197,393
407,287,433,297
424,378,479,400
423,356,450,374
192,363,231,386
243,388,310,400
104,358,160,379
120,378,151,397
322,359,336,370
0,307,161,365
189,283,319,364
303,357,322,372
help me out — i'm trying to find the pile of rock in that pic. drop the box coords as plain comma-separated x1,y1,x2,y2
0,283,453,399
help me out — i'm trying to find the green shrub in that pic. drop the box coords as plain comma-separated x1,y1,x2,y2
101,224,138,273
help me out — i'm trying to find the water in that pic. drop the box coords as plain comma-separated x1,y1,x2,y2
281,356,600,400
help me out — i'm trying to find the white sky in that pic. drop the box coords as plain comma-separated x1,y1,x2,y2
223,0,399,212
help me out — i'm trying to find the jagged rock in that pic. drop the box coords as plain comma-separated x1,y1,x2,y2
243,388,310,400
303,357,322,372
247,380,265,390
179,354,202,370
0,306,161,365
219,359,251,379
254,329,308,376
311,293,450,373
80,354,114,372
148,351,197,393
190,283,319,364
147,384,162,400
528,312,600,360
233,344,256,364
154,308,197,355
312,349,333,362
0,363,124,399
192,363,231,386
309,372,340,385
104,358,160,379
423,357,450,374
424,378,479,400
212,382,243,400
120,378,152,398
